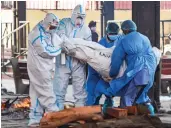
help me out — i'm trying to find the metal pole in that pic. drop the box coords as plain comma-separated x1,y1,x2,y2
13,1,17,55
154,1,161,108
103,1,114,35
162,21,164,53
17,1,26,54
11,23,12,50
1,23,2,38
100,1,104,38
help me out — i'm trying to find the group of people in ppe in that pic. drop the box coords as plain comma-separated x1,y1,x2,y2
27,4,158,127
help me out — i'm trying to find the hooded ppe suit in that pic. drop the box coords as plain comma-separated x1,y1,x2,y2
27,13,61,126
102,31,157,108
86,22,123,106
86,36,123,106
53,5,92,110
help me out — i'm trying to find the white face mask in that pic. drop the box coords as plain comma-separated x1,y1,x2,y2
91,27,96,32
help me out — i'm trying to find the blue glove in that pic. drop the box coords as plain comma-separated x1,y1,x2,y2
102,97,114,115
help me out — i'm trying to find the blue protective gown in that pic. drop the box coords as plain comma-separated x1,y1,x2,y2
86,35,123,105
102,31,157,107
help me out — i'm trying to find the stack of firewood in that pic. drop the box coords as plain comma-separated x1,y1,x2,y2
40,106,103,128
40,105,163,128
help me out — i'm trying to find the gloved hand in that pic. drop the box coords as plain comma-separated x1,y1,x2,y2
102,97,114,115
102,76,113,82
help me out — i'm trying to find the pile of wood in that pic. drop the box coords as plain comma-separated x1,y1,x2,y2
40,106,103,128
40,105,163,128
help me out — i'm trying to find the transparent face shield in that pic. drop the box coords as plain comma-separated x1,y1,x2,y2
72,12,86,27
49,19,59,30
75,17,83,27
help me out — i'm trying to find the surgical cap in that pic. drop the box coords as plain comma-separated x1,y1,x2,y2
106,22,120,34
121,20,137,31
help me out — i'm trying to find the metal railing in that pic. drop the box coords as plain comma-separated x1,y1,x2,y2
1,22,13,49
160,20,171,54
1,21,30,69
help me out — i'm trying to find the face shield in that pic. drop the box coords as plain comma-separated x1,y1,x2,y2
42,13,59,33
75,16,83,27
49,19,59,30
71,5,86,27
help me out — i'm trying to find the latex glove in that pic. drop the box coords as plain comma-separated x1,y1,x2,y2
102,76,113,82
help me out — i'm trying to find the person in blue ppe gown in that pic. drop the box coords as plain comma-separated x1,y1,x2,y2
86,22,123,107
101,20,157,115
53,4,92,110
27,13,61,127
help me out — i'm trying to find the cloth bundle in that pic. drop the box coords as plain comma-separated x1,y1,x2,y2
61,38,127,78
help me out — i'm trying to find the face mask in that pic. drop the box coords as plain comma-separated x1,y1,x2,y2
108,35,118,41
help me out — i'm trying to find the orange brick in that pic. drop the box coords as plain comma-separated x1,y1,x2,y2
106,108,127,118
126,106,138,115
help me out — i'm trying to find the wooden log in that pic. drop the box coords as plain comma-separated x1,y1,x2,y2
40,114,103,128
42,106,101,120
40,106,102,128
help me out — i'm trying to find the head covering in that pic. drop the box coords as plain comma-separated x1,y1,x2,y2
41,13,59,29
88,21,96,28
106,22,120,34
121,20,137,31
71,4,86,26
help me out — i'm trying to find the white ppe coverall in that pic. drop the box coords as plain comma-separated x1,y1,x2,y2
53,4,92,110
27,13,61,126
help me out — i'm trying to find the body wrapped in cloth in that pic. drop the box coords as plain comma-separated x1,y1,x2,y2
61,38,161,78
61,38,127,78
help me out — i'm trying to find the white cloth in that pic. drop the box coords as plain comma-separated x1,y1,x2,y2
152,47,162,65
61,38,161,78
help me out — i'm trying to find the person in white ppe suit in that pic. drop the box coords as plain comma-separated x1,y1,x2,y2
27,13,62,127
53,4,92,110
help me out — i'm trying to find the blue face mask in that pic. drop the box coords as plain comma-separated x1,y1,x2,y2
108,35,118,41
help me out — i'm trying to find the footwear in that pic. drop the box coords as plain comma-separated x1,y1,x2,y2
102,97,114,115
146,103,155,116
